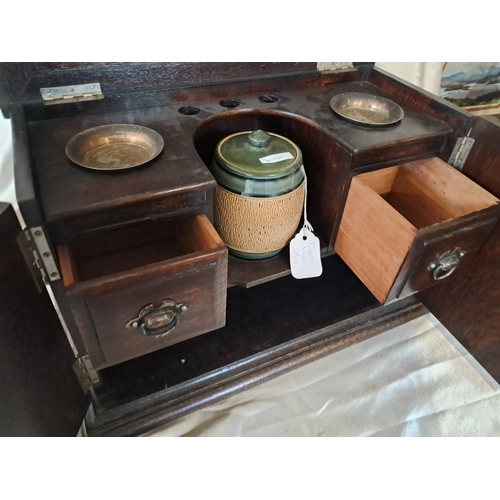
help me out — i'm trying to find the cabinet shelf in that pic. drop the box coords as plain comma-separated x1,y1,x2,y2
227,239,333,288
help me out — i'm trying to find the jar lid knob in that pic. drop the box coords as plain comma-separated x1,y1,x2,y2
248,130,271,148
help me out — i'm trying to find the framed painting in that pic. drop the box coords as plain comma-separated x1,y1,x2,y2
440,62,500,116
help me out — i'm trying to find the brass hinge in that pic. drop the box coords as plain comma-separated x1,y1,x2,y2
317,62,354,73
448,128,475,171
40,83,104,105
73,356,101,393
17,226,60,292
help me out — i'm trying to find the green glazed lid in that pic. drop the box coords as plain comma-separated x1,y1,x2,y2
216,130,301,179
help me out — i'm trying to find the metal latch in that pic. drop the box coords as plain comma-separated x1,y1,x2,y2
17,226,60,291
73,356,101,392
317,62,354,73
448,128,475,171
40,83,103,105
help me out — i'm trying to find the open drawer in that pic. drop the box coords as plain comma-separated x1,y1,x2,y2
56,214,227,369
335,157,499,304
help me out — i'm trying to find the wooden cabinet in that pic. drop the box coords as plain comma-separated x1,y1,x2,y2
1,62,500,436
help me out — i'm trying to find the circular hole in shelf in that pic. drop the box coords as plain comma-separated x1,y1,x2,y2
259,94,279,103
179,106,201,115
219,99,241,108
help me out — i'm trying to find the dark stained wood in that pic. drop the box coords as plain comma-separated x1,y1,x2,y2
86,253,386,433
22,68,450,243
28,103,216,243
57,214,227,369
19,69,365,123
418,115,500,382
367,65,472,160
0,203,88,436
10,106,46,228
92,299,425,436
193,109,354,249
399,216,497,299
86,272,422,436
308,79,452,168
0,63,34,109
90,255,379,407
227,244,335,288
4,62,500,436
1,63,320,105
460,115,500,196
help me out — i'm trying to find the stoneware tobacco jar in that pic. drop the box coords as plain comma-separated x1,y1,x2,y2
210,129,306,260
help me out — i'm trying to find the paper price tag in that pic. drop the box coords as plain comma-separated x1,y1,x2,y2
259,152,294,164
289,228,323,279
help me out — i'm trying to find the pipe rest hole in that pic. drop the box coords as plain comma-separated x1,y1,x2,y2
179,106,201,115
259,95,279,103
219,99,241,108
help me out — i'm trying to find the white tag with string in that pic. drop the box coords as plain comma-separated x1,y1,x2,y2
290,166,323,279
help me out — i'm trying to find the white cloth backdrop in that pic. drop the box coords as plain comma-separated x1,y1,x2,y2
143,313,500,437
0,114,16,208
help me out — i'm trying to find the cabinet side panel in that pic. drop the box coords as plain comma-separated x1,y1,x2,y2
418,116,500,383
11,106,46,228
0,203,88,436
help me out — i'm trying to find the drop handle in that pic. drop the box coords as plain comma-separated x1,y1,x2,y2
126,299,190,338
427,248,466,281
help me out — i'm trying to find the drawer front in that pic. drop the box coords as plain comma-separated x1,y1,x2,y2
396,218,497,300
57,213,228,369
86,251,227,368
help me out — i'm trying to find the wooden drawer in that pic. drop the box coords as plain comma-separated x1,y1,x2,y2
335,157,499,304
57,214,227,369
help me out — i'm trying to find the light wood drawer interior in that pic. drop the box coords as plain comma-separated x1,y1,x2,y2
335,157,499,303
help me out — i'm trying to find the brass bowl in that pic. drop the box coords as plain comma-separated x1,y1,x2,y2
330,92,404,126
65,124,164,170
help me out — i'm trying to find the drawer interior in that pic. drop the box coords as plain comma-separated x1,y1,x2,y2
335,157,499,304
357,157,498,228
58,214,222,286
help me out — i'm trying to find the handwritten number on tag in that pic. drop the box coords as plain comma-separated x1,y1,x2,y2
290,229,323,279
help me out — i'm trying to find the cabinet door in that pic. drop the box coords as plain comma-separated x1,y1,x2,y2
417,116,500,383
0,203,89,436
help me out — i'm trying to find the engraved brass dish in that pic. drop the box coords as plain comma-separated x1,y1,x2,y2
65,124,164,170
329,92,404,126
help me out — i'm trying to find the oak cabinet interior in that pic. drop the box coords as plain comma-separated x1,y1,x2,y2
2,62,500,436
335,157,499,303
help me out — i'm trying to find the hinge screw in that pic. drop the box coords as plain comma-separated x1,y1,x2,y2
43,252,51,258
50,272,58,278
34,230,43,237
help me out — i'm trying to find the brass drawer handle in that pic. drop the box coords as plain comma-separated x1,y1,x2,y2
126,299,190,338
427,248,466,281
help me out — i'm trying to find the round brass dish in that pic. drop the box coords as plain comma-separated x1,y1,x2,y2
65,124,164,170
329,92,404,126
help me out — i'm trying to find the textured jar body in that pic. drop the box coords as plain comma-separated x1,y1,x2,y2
210,130,305,260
